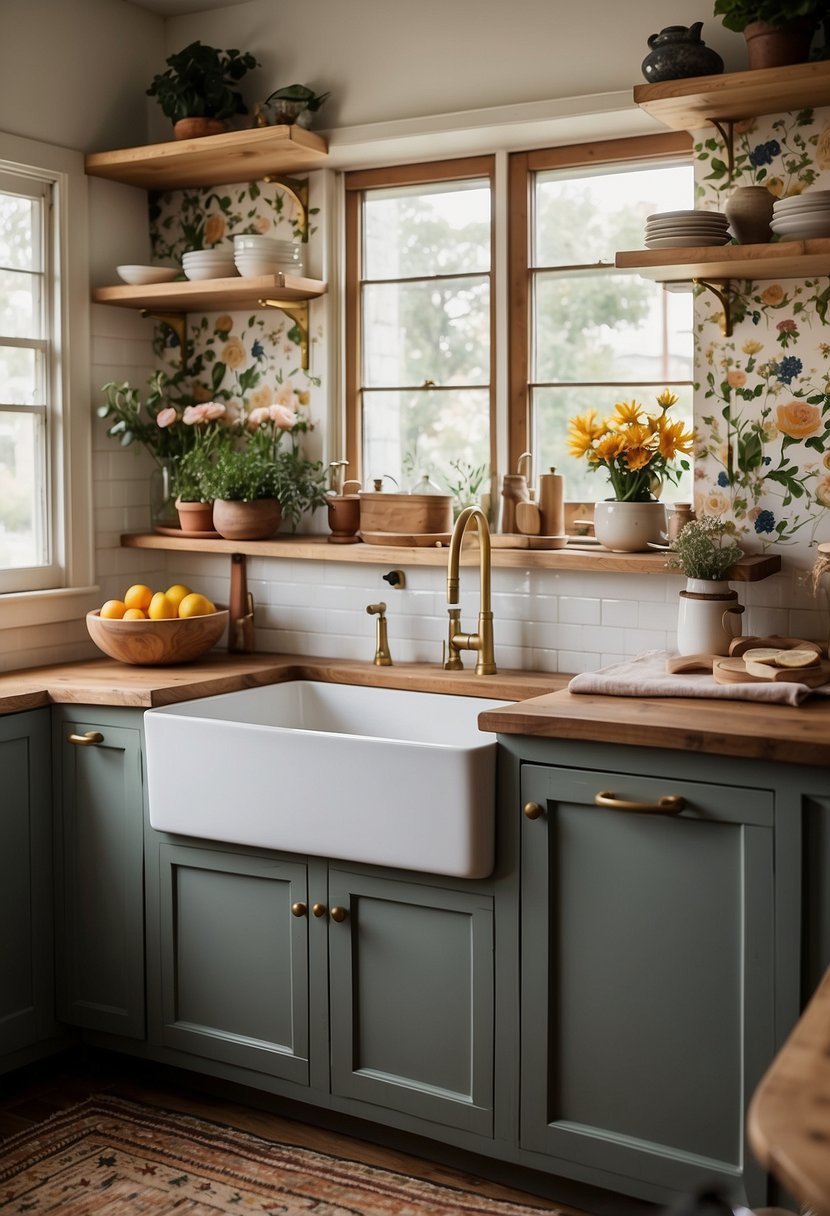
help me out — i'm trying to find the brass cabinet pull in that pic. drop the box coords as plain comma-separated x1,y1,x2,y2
523,801,544,820
330,905,348,923
311,903,327,918
594,790,686,815
291,902,307,917
67,731,104,746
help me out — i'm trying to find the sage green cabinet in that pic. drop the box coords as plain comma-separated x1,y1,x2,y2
517,755,775,1207
0,709,55,1061
53,706,145,1039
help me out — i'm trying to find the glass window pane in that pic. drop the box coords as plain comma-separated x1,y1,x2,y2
0,345,42,404
533,273,693,383
0,411,47,570
363,387,489,490
363,277,489,387
364,181,490,279
0,191,40,272
535,163,693,266
0,268,42,338
533,383,694,503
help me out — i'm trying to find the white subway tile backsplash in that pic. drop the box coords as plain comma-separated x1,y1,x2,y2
559,596,601,626
602,598,639,629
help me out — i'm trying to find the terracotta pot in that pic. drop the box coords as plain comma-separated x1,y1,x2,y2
725,185,774,245
213,498,282,541
173,117,227,141
175,498,214,534
744,19,817,69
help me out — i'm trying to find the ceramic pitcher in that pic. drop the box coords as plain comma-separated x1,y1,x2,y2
676,581,745,656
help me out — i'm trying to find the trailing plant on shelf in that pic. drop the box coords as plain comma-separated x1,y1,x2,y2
146,40,259,128
667,515,744,582
712,0,826,32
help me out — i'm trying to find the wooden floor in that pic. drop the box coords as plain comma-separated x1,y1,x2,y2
0,1047,584,1213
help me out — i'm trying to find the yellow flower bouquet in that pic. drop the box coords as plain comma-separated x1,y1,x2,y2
567,390,694,503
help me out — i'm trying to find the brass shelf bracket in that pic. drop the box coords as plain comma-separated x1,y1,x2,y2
259,297,310,368
261,173,310,242
141,310,188,373
693,278,733,337
710,118,736,183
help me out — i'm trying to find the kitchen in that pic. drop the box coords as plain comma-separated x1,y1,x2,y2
2,1,830,1214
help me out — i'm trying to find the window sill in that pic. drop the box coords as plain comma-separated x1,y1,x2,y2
0,585,99,631
120,532,780,582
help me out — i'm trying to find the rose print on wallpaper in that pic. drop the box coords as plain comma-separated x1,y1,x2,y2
693,106,830,560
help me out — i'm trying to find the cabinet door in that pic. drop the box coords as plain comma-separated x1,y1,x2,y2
328,869,494,1135
0,710,54,1057
158,843,309,1084
520,762,774,1206
54,712,145,1039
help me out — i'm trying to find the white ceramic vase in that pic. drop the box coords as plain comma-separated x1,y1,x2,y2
593,500,667,553
676,579,745,656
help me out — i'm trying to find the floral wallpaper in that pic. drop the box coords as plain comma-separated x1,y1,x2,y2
147,180,322,446
693,106,830,564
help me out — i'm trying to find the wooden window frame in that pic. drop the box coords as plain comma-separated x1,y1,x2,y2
344,156,496,486
506,131,692,475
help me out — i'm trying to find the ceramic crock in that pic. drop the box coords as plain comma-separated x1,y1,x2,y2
593,500,667,552
676,580,745,656
641,22,724,83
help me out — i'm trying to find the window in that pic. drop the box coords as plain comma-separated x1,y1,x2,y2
0,133,91,599
345,158,494,494
509,135,695,502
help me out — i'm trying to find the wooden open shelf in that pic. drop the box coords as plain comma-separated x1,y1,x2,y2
92,273,327,313
84,124,328,190
616,238,830,283
121,532,781,581
633,60,830,132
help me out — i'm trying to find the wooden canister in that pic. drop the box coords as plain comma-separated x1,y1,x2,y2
358,492,453,537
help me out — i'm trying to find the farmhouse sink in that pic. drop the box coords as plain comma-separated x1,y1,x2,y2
144,680,509,878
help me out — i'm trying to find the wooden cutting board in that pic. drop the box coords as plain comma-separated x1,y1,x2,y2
712,657,830,687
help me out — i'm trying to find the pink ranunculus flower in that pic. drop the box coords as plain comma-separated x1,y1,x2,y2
182,403,211,425
246,406,271,429
269,404,296,429
203,401,227,422
156,407,178,428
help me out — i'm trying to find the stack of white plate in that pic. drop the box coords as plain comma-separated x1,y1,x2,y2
771,191,830,240
182,248,237,281
233,234,305,278
645,209,731,249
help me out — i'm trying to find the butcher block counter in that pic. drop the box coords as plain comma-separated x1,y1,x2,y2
478,686,830,766
0,652,566,714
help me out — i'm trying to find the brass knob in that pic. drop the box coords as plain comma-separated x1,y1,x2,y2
311,903,327,918
291,902,307,917
67,731,104,746
330,905,348,923
523,801,543,820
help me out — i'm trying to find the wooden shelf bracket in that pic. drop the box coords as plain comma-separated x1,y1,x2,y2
693,278,733,337
261,173,310,242
259,297,310,368
710,118,736,183
141,310,188,372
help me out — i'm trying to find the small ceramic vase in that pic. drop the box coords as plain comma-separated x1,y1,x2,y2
641,22,724,83
725,186,775,244
593,500,667,553
676,580,745,656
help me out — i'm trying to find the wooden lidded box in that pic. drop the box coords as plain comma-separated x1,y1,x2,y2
358,491,453,544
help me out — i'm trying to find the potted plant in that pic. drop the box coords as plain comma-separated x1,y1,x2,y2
147,40,260,140
567,390,695,551
668,515,746,655
261,83,330,129
713,0,825,67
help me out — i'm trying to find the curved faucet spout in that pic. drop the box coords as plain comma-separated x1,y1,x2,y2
445,506,496,676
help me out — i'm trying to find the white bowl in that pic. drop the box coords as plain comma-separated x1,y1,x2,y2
116,265,178,285
183,263,237,281
233,259,281,278
234,235,296,249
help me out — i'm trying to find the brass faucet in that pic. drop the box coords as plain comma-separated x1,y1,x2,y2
366,602,393,666
444,505,496,676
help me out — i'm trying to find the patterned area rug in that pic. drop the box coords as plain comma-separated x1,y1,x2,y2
0,1095,554,1215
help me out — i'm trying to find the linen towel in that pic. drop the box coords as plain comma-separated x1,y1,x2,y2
568,650,830,707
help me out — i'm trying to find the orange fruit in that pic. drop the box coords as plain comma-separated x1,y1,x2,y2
165,583,192,612
148,591,177,620
178,592,216,618
100,599,127,619
124,583,153,612
122,607,147,620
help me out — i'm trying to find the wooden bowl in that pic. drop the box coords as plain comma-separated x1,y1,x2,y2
86,607,229,666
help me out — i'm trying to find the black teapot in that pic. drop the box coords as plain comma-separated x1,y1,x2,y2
641,22,724,83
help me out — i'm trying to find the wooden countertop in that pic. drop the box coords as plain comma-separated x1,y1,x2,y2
748,965,830,1216
0,653,567,713
479,687,830,766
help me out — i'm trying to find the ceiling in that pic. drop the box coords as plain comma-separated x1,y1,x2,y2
123,0,251,15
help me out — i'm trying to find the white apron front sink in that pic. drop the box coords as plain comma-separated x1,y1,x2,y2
144,681,508,879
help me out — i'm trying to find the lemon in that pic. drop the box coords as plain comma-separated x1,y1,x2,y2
122,607,147,620
165,583,192,612
148,591,177,620
178,592,216,618
100,599,127,619
124,583,153,612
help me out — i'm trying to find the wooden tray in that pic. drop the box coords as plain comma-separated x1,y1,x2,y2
713,657,830,687
359,531,452,547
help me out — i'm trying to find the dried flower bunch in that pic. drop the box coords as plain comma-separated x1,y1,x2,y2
668,515,744,581
567,390,695,503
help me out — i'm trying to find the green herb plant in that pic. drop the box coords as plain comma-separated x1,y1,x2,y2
147,41,259,123
667,515,744,580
